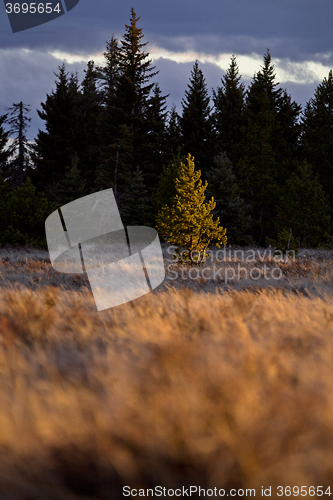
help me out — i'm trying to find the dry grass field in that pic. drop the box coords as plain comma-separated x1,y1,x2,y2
1,245,333,498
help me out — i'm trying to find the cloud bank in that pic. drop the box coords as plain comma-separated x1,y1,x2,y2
0,0,332,139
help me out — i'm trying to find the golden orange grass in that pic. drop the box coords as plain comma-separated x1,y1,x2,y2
0,281,333,498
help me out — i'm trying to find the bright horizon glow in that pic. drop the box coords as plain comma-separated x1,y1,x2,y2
48,46,333,86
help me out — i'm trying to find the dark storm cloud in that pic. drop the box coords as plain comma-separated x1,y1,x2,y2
0,0,332,139
0,0,332,62
0,48,87,140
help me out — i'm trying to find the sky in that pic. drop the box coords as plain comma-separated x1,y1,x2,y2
0,0,332,140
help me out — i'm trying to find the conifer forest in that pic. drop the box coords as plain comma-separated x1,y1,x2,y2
1,8,333,250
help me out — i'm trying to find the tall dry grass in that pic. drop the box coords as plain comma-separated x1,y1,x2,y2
0,246,333,498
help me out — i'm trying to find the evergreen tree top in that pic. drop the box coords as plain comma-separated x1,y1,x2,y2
5,101,31,136
305,69,333,112
213,54,245,110
120,7,157,83
225,54,244,87
53,62,67,86
256,50,278,84
51,63,78,94
37,64,79,128
248,49,280,99
123,7,147,52
182,60,211,116
149,83,169,129
245,49,301,119
82,61,97,92
168,105,181,134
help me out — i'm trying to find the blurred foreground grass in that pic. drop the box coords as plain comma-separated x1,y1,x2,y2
0,247,333,498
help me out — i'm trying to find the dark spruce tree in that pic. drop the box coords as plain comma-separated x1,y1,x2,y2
121,166,151,226
0,177,52,248
97,35,122,102
301,70,333,208
165,105,182,161
115,8,159,192
143,83,169,191
241,50,301,173
152,149,184,215
275,161,331,248
95,35,128,192
0,107,52,247
212,55,245,164
48,152,86,208
96,10,164,198
237,50,301,244
206,152,251,245
77,60,103,193
31,64,81,198
180,61,214,178
4,101,32,187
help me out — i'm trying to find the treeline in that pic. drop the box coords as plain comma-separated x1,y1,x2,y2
0,7,333,249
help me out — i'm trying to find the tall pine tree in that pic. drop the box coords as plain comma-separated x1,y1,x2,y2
77,60,103,192
180,61,214,178
31,64,81,197
121,166,151,226
95,35,127,192
96,10,163,196
0,177,52,248
143,83,169,191
275,161,331,247
206,153,251,244
301,70,333,208
5,102,32,187
212,55,245,164
237,50,301,244
115,8,159,191
165,105,182,160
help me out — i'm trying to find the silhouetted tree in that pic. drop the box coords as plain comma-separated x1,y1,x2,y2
206,152,251,244
301,70,333,208
212,55,245,164
31,64,81,196
96,9,162,195
77,60,103,191
275,161,331,247
152,149,184,215
5,101,32,187
144,83,169,191
237,50,301,244
180,61,214,177
121,166,151,226
165,105,182,160
0,176,52,248
49,152,86,207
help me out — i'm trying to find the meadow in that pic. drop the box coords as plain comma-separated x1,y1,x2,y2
0,245,333,498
